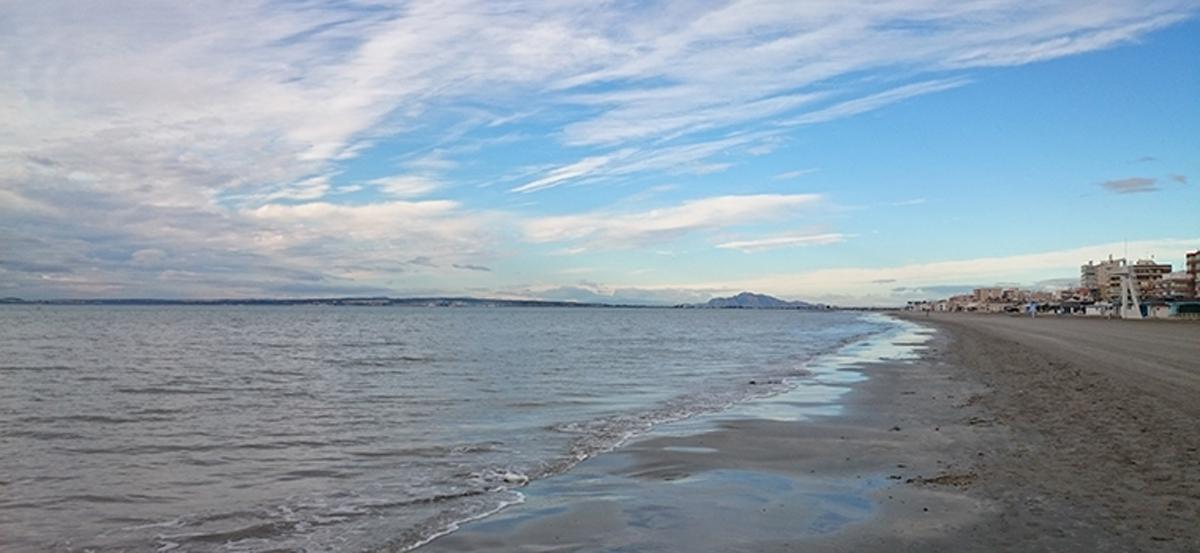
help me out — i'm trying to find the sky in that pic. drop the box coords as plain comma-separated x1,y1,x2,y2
1,1,1198,305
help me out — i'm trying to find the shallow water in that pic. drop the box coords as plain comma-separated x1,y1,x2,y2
419,315,934,553
0,306,891,552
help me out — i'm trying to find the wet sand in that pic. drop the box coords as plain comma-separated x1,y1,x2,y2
902,313,1200,551
420,314,1200,552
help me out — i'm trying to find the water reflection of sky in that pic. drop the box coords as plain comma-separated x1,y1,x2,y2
657,313,931,428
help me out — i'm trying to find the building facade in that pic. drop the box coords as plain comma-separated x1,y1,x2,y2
1188,250,1199,298
1080,262,1099,291
973,287,1004,303
1127,258,1172,298
1082,256,1127,302
1155,272,1194,299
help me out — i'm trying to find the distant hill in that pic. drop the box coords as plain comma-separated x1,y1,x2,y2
0,296,637,308
691,292,825,309
1,293,834,310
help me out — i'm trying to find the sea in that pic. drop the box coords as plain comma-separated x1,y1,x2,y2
0,305,907,552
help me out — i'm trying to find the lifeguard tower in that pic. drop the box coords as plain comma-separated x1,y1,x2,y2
1114,267,1143,320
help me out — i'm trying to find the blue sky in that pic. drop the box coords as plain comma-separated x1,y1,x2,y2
1,1,1197,304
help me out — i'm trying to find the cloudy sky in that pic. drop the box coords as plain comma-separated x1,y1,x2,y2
2,1,1197,305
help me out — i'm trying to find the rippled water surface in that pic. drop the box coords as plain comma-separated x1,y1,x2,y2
0,306,890,551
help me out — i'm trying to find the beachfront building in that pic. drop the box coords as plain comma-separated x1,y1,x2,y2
1060,287,1094,302
1188,250,1199,298
1080,263,1099,291
973,287,1004,303
1146,300,1200,319
1081,257,1126,301
1127,259,1172,297
917,250,1199,317
1096,258,1170,301
1155,272,1194,299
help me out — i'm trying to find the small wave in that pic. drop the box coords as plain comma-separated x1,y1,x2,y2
59,437,372,456
536,374,804,476
275,469,358,481
131,407,186,416
114,386,222,395
46,493,178,506
397,492,526,553
19,414,143,424
348,355,436,367
355,489,490,511
61,443,224,455
335,339,409,348
464,468,530,488
0,365,71,372
505,400,553,408
235,437,375,450
348,441,504,459
3,429,88,440
134,487,521,553
159,520,296,545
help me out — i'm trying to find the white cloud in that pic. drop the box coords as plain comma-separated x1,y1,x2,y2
524,194,823,250
779,79,971,126
5,0,1184,204
716,233,848,253
130,249,167,265
245,201,490,264
369,175,442,198
512,151,633,193
512,133,770,192
773,169,820,180
1,1,1194,297
561,90,823,146
603,238,1200,305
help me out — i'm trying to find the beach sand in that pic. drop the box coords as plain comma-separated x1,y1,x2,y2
420,314,1200,552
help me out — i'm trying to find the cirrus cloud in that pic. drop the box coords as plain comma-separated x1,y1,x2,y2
1,1,1195,299
715,233,849,253
523,194,823,251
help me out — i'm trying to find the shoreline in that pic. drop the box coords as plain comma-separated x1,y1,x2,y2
419,312,1200,552
397,315,898,552
418,315,975,552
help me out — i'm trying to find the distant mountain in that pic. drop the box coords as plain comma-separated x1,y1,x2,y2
692,292,825,309
1,293,833,310
0,296,639,308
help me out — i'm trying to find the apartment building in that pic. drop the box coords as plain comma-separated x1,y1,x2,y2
1081,256,1127,301
1188,250,1199,298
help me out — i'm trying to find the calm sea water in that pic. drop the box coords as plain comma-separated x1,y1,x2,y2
0,306,893,552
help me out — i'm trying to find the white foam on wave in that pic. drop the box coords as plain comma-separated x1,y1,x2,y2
399,491,527,553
